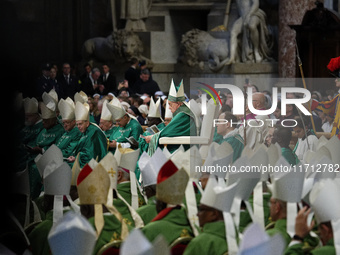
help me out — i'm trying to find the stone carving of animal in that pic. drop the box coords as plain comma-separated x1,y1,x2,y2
82,30,152,66
178,29,229,71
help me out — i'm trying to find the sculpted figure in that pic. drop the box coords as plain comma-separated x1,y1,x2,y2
120,0,152,31
228,0,272,64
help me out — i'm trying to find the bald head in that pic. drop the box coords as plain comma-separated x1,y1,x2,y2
252,93,266,109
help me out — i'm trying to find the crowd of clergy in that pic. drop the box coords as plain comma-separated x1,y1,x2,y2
3,56,340,255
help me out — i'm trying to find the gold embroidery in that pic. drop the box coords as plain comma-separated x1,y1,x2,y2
180,229,190,237
88,185,97,194
108,168,116,178
110,232,120,242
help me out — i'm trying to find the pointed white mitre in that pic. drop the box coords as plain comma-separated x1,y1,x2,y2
44,161,72,195
35,144,63,177
201,176,238,212
270,157,305,203
100,99,112,121
203,142,233,179
168,79,185,102
139,148,167,187
114,145,140,172
48,211,96,255
238,223,285,255
106,97,126,120
40,99,56,119
23,97,39,114
227,155,261,201
324,135,340,165
74,91,88,104
120,229,153,255
75,101,90,121
99,152,118,190
42,92,57,112
310,178,340,223
164,99,173,119
148,97,162,118
58,97,75,120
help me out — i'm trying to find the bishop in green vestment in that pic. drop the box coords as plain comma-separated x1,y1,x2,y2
113,170,146,227
68,123,107,167
142,206,194,244
21,97,43,146
147,103,197,155
106,99,143,152
142,159,193,244
146,79,198,155
88,212,133,255
34,120,64,153
183,220,228,255
56,125,82,158
215,112,244,162
271,126,299,166
109,115,143,152
67,101,108,167
56,97,82,158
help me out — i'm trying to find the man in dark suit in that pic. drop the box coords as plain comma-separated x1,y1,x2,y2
81,68,101,96
58,62,80,99
124,58,139,94
98,64,117,95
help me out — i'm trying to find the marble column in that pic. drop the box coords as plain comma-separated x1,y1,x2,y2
278,0,315,78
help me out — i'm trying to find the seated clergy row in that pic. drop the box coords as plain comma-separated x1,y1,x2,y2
9,133,340,255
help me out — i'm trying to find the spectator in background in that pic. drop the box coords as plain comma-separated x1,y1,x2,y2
82,68,101,96
134,69,160,96
79,63,92,84
49,67,64,99
322,114,334,133
293,117,318,161
36,63,52,100
125,57,139,94
99,63,117,95
58,62,80,100
117,79,130,95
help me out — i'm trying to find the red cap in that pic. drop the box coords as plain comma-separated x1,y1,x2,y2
157,160,178,184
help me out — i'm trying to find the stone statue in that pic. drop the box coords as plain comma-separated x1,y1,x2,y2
227,0,273,64
120,0,152,31
82,30,153,66
178,29,229,71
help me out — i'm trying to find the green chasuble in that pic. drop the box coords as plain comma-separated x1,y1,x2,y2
148,104,197,155
56,126,82,158
281,147,299,166
28,210,53,255
183,221,228,255
266,218,291,248
71,123,108,168
135,196,157,225
35,123,64,151
88,213,133,255
109,118,143,152
284,239,335,255
20,120,44,147
138,122,165,154
105,125,119,139
218,134,244,162
112,182,146,227
142,206,194,245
